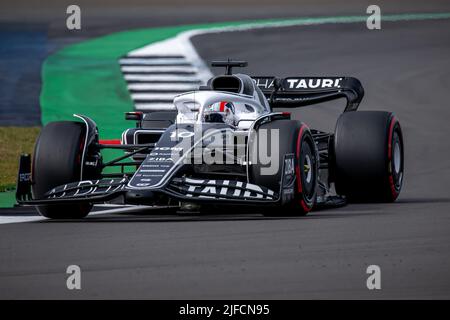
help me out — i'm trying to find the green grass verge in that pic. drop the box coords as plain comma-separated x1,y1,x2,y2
0,127,41,192
0,127,40,208
0,191,15,208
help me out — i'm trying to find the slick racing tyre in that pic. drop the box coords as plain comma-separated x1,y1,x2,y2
249,119,318,216
32,121,93,219
333,111,404,202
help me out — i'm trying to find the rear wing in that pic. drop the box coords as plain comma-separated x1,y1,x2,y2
252,76,364,112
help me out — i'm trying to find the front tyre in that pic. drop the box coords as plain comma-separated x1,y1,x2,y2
249,120,318,216
333,111,404,202
32,121,92,219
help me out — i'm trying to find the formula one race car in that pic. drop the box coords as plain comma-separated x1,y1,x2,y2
16,60,404,219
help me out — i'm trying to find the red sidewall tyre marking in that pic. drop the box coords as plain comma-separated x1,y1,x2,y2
295,124,312,213
295,125,305,193
387,116,399,200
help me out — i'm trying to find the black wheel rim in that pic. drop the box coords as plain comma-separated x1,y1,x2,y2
300,138,316,202
390,126,404,192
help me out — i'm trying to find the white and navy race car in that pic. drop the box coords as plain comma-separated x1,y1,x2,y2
16,60,404,219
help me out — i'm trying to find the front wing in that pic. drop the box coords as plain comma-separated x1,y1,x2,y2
16,155,297,206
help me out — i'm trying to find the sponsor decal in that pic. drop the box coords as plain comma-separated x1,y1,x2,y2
253,77,343,90
18,173,31,182
284,156,295,176
154,147,183,151
146,157,174,162
175,178,276,200
253,77,275,90
46,178,127,198
281,154,296,203
170,131,195,139
285,78,342,89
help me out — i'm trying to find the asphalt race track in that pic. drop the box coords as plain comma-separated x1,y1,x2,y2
1,3,450,299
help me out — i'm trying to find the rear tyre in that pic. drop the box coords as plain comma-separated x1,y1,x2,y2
32,121,92,219
249,120,318,216
333,111,404,202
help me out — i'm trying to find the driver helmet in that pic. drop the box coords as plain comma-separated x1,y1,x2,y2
204,101,236,126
